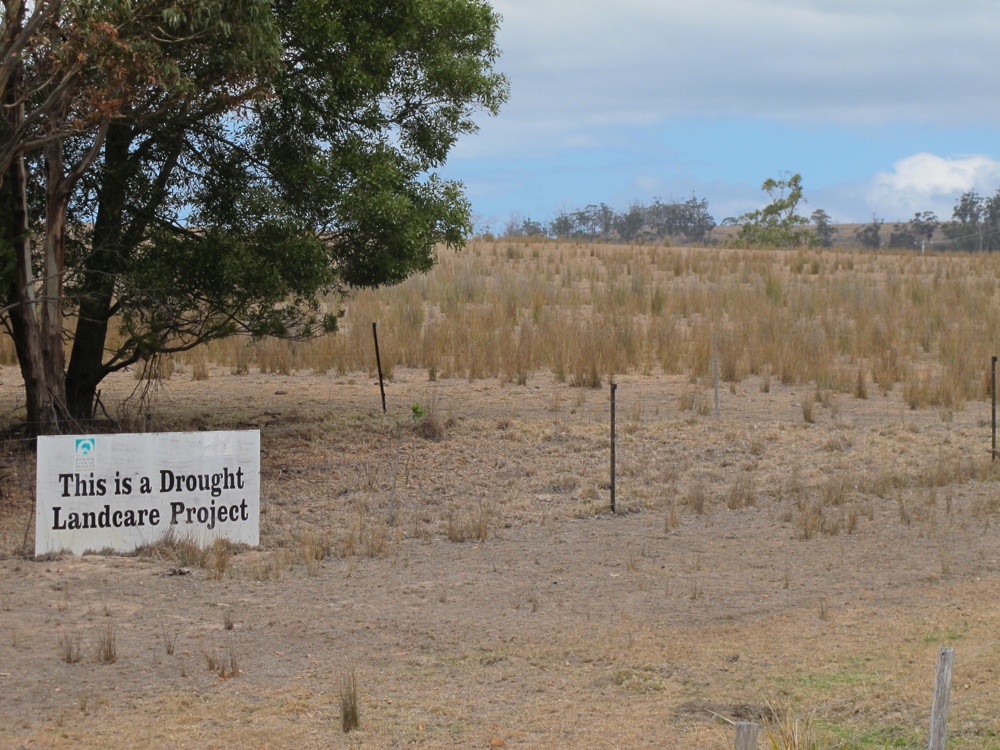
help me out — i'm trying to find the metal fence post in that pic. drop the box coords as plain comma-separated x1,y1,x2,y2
610,382,617,513
373,322,386,414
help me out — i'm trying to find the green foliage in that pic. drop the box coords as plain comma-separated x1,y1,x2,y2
736,173,815,249
410,403,427,421
2,0,509,421
855,215,883,250
546,196,715,244
943,189,1000,251
888,211,937,249
810,209,837,248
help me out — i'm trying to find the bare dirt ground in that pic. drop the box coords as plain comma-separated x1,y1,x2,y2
2,364,1000,748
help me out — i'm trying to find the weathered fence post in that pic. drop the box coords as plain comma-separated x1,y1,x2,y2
734,721,759,750
928,646,954,750
610,382,617,514
372,322,386,414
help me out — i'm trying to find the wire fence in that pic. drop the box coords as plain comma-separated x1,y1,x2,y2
2,366,1000,746
681,640,1000,750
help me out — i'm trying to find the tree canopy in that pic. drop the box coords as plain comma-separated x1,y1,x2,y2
507,196,716,244
942,190,1000,252
736,173,815,249
1,0,508,432
888,212,938,249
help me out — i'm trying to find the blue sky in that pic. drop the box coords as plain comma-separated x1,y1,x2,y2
440,0,1000,231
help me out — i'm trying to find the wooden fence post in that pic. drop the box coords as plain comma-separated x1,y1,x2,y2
929,646,954,750
734,721,759,750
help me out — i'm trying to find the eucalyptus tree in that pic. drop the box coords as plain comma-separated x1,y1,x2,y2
1,0,508,431
855,215,883,250
810,209,837,248
736,173,814,249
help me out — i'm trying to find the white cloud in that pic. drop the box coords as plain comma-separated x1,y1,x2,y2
868,153,1000,220
491,0,1000,129
449,2,1000,224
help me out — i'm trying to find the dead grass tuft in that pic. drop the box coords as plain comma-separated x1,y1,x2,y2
59,633,82,664
136,529,209,568
684,481,708,514
339,667,360,733
764,705,824,749
726,471,756,510
95,624,116,664
160,626,177,656
340,509,392,557
801,395,815,424
410,413,445,440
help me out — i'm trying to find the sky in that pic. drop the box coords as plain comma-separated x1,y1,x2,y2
439,0,1000,232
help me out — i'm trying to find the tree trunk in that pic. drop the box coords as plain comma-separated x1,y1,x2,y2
3,22,68,435
6,147,46,430
66,124,181,421
66,124,134,421
40,140,70,422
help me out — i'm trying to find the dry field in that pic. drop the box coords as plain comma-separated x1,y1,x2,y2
2,242,1000,748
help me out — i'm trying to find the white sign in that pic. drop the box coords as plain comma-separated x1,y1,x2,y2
36,431,260,556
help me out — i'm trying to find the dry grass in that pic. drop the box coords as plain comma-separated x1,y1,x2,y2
339,667,360,733
763,707,824,749
6,242,1000,748
58,633,82,664
95,624,116,664
135,529,210,568
160,626,177,656
203,639,240,679
43,241,1000,403
685,481,709,514
726,471,756,510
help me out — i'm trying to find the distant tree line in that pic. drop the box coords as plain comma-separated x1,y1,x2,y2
502,181,1000,252
503,196,716,244
855,189,1000,252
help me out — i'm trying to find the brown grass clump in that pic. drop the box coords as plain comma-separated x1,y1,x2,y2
664,502,679,531
209,538,234,579
339,667,360,733
801,394,815,424
340,508,392,558
190,350,210,381
763,706,824,749
295,529,331,575
244,551,287,581
135,529,209,568
203,639,239,679
684,481,708,514
160,626,177,656
59,633,82,664
95,624,116,664
726,471,756,510
445,503,492,543
410,413,445,440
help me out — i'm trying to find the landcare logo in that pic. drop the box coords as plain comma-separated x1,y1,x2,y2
74,437,96,471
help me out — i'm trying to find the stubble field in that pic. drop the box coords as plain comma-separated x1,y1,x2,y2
2,241,1000,748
